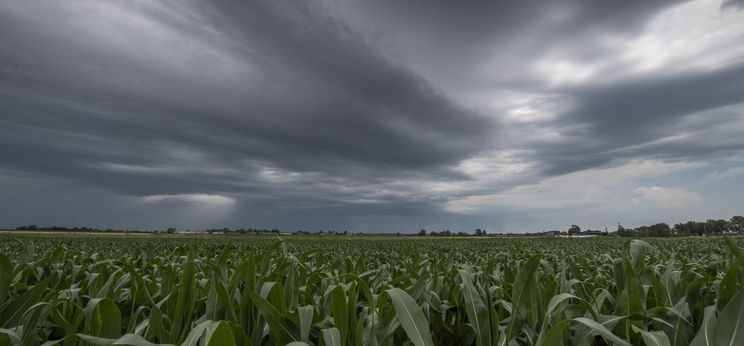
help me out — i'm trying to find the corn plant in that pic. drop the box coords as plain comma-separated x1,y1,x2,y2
0,234,743,345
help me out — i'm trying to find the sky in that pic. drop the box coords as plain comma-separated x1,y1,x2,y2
1,0,743,233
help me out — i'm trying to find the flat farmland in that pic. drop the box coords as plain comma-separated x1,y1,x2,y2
1,234,743,345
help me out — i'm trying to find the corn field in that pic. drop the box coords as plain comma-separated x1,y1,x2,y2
1,235,743,346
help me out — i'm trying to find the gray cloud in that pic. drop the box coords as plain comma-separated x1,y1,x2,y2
0,1,491,191
1,0,743,232
528,64,744,175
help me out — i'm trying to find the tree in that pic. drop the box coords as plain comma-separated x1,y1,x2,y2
649,223,671,237
166,227,176,234
568,225,581,236
705,219,730,234
672,223,687,236
475,229,483,236
417,229,427,236
617,224,628,237
731,216,744,233
16,224,38,231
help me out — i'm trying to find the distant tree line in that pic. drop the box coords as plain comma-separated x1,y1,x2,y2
11,225,287,235
617,215,744,237
413,228,488,236
10,216,744,237
14,225,135,233
293,230,352,235
214,228,282,234
617,223,672,237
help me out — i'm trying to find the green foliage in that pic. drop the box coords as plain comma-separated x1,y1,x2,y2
386,288,434,346
1,234,743,345
567,225,581,235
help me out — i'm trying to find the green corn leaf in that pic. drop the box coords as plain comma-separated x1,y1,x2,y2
690,306,717,346
0,255,12,310
543,293,576,320
536,319,571,346
204,321,236,346
243,286,300,343
260,282,288,316
42,333,177,346
712,289,744,346
573,317,631,346
110,333,175,346
330,285,349,345
632,325,671,346
321,328,342,346
0,277,49,328
628,240,654,271
724,238,743,259
537,294,590,345
213,273,239,323
0,328,21,346
297,305,314,343
170,260,197,343
83,298,121,338
503,255,541,345
180,320,214,346
458,269,492,346
716,256,743,313
228,322,251,346
386,288,434,346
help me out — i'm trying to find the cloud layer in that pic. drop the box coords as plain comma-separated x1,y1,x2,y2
1,0,743,232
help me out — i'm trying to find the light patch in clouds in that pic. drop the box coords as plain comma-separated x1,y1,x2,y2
95,162,177,175
257,167,312,184
631,186,701,206
142,193,235,206
705,166,744,182
535,59,599,87
445,160,700,213
457,150,536,182
533,0,744,87
138,193,237,228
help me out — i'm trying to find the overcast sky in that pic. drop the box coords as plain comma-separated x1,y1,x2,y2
2,0,743,233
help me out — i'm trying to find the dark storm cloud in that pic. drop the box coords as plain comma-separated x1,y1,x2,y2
529,63,744,175
0,0,491,200
330,0,744,181
561,63,744,137
349,0,744,179
722,0,744,10
335,0,685,87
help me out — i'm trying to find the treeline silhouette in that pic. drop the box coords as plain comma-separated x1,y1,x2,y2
9,215,744,237
617,216,744,237
14,225,133,233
